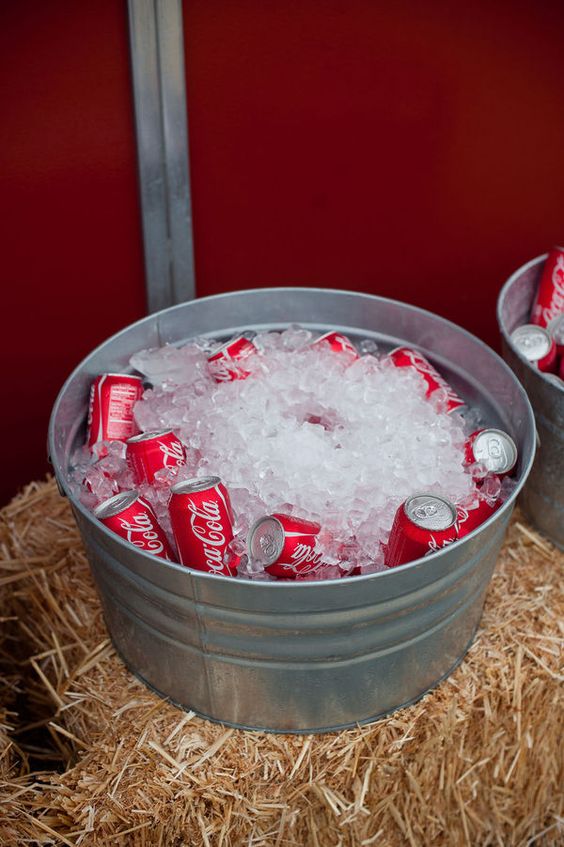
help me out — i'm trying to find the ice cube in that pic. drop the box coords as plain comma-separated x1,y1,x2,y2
82,327,480,579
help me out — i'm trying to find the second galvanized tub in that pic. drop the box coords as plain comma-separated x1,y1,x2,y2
48,288,536,732
497,256,564,550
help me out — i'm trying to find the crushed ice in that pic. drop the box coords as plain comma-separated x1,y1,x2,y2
72,327,504,579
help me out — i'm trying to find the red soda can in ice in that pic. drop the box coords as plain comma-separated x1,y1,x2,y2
510,325,557,373
311,331,359,359
455,498,500,539
207,335,257,383
464,428,517,479
530,246,564,328
94,491,173,560
168,476,236,574
247,513,329,578
548,313,564,358
126,429,186,484
87,373,143,449
388,347,465,413
384,493,458,568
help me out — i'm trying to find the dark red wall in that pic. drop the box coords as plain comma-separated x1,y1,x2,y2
183,0,564,340
2,1,564,504
0,1,146,504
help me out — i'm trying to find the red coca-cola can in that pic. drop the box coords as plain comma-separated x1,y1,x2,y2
126,429,186,484
311,331,359,359
94,490,173,559
87,373,143,449
207,335,257,383
456,498,500,539
388,347,465,413
247,513,330,578
464,428,517,479
548,313,564,358
384,493,458,568
168,476,236,575
510,325,557,373
530,246,564,328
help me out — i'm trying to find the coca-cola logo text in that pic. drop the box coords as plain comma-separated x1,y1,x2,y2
159,438,185,468
425,535,455,555
119,511,165,554
456,508,469,528
401,349,461,406
208,357,246,383
208,343,254,383
188,497,227,572
333,335,357,355
540,255,564,324
283,542,326,574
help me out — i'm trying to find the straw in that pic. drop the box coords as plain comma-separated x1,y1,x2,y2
0,477,562,846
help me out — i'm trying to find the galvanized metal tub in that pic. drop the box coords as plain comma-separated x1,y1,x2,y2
49,288,536,732
497,257,564,550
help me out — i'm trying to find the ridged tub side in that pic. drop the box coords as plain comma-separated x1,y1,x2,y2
498,258,564,549
73,503,512,731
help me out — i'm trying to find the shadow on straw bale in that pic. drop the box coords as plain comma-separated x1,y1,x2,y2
0,478,562,846
0,508,40,846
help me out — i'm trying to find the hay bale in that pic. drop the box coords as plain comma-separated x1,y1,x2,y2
0,478,562,846
0,709,42,847
0,502,37,847
0,629,20,784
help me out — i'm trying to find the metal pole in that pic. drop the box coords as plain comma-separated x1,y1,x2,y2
128,0,196,312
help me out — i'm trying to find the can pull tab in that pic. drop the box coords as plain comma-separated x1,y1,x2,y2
47,445,67,498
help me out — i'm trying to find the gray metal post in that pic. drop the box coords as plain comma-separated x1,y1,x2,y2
128,0,196,312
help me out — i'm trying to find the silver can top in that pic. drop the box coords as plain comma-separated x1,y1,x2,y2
472,428,517,474
209,336,239,358
171,476,220,495
404,494,457,531
94,490,139,519
104,372,143,381
511,324,552,362
548,314,564,345
127,429,172,444
209,334,255,358
247,516,284,566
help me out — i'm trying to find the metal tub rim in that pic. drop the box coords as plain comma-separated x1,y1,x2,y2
496,252,564,391
48,286,536,590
